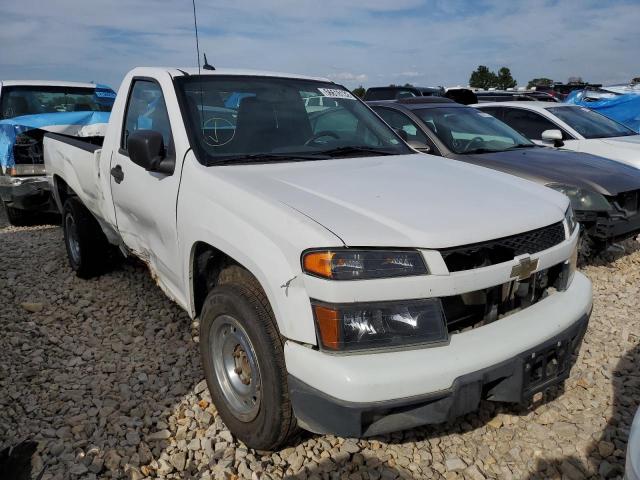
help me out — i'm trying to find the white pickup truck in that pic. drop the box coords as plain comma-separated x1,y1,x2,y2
44,67,592,450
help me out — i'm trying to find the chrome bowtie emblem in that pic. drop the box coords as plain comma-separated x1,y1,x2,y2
510,256,539,281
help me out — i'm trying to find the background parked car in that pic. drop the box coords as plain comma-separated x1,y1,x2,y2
475,101,640,170
364,85,478,105
0,80,115,224
369,97,640,255
474,90,559,103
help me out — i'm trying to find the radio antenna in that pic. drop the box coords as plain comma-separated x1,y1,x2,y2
191,0,206,133
192,0,201,75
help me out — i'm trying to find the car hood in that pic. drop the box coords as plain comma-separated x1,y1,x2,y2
214,154,567,249
600,135,640,148
458,147,640,196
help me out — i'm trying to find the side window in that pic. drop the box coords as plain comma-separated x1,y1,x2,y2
502,109,564,140
374,108,430,145
121,80,172,152
477,107,503,120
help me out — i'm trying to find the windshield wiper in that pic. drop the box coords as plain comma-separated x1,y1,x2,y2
506,144,536,149
209,152,329,166
315,146,395,157
460,148,496,155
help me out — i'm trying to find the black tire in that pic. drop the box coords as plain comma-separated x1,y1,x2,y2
62,197,114,278
3,202,27,226
200,266,298,450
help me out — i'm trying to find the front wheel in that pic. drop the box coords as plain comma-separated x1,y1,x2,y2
200,266,298,450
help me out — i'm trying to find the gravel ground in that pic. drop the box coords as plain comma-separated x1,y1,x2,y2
1,208,639,480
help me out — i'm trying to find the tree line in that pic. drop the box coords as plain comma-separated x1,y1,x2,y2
350,68,640,97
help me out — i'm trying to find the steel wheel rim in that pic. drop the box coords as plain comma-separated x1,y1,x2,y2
210,314,261,421
65,214,81,264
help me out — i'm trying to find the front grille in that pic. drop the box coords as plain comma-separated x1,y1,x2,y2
440,222,565,272
444,262,566,334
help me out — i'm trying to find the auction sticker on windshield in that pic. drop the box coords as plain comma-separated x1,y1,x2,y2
318,88,355,100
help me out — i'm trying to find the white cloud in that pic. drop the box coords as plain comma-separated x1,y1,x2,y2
0,0,638,90
327,72,369,82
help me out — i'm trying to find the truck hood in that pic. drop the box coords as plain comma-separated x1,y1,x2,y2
459,147,640,196
214,154,567,249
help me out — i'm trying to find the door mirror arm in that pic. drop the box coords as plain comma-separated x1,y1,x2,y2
127,130,175,174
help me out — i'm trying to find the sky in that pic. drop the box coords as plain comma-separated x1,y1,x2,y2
1,0,639,92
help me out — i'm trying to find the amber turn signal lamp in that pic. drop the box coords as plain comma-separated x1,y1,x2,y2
303,251,334,279
313,304,340,350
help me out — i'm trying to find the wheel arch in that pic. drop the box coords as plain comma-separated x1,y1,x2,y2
188,239,317,344
51,174,76,213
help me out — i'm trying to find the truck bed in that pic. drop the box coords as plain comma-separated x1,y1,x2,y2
43,132,111,224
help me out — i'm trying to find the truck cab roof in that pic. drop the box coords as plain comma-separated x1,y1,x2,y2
133,67,332,83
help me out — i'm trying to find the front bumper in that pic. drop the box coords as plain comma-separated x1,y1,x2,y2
0,175,55,212
290,312,588,437
286,271,592,436
578,210,640,243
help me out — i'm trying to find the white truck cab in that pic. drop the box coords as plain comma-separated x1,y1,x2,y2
44,67,592,450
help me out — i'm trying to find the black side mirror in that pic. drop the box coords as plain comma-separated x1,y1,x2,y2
408,140,432,154
127,130,175,174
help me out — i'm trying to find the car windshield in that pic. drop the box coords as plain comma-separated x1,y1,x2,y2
175,76,411,164
547,106,636,139
0,86,115,119
414,107,534,154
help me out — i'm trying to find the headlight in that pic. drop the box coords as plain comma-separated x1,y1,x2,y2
547,183,611,212
564,205,578,236
312,299,448,351
302,249,428,280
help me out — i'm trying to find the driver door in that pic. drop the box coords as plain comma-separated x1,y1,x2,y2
110,78,185,298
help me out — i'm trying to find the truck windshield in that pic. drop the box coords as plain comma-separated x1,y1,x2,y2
0,86,115,120
547,106,636,139
175,76,411,164
414,107,534,154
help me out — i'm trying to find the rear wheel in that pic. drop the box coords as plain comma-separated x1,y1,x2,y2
62,197,115,278
200,266,298,450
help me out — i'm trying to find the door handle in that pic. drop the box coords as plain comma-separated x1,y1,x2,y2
110,165,124,184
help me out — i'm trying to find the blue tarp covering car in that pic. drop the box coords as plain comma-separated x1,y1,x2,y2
0,81,115,224
565,90,640,133
0,111,110,171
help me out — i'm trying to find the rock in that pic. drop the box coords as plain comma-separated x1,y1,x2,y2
147,429,171,441
157,458,173,475
21,302,44,313
68,463,88,475
169,451,186,472
598,440,615,458
88,456,104,474
445,457,466,471
464,465,486,480
487,416,503,429
104,450,121,471
599,460,614,478
341,440,361,453
560,460,584,480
